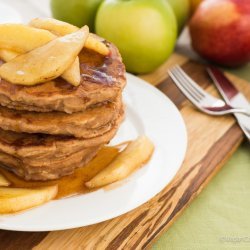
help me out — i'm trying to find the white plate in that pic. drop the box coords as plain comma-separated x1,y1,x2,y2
0,73,187,231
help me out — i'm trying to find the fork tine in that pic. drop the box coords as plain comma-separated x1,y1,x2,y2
175,65,209,98
174,66,205,100
168,68,201,106
169,65,250,119
171,67,203,101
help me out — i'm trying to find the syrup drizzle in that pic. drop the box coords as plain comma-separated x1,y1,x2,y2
0,145,126,199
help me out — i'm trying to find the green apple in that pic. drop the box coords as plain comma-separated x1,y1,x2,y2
50,0,103,31
95,0,177,74
167,0,190,32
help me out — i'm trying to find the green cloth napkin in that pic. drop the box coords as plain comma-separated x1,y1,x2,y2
152,65,250,250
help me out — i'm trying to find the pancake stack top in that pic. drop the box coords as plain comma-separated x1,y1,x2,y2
0,37,126,181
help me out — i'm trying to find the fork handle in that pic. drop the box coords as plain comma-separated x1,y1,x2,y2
205,107,250,116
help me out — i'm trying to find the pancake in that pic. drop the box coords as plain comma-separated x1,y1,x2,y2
0,146,101,181
0,97,122,138
0,109,124,181
0,38,126,113
0,31,126,181
0,108,124,161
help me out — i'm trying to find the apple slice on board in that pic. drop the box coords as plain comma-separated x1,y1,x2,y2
0,26,89,85
0,185,58,214
29,18,109,56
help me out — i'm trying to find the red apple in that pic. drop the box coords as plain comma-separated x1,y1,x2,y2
189,0,250,67
190,0,203,13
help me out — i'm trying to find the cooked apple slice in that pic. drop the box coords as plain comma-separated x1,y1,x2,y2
0,49,81,86
0,49,18,62
0,173,10,187
0,185,58,214
86,34,110,56
85,136,154,189
29,17,78,36
0,50,80,86
0,24,56,53
0,26,89,85
61,57,80,86
0,24,80,85
30,18,110,56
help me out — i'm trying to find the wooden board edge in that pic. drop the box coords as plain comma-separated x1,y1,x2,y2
144,130,243,249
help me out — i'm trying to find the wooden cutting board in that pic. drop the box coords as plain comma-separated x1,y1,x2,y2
1,53,250,250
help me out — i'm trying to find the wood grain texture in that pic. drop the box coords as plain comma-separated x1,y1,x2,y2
0,230,48,250
0,53,249,250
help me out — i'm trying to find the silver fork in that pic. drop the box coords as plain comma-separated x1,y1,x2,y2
168,65,250,116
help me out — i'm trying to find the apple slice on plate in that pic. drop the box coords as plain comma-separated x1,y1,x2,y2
0,185,58,214
86,136,154,188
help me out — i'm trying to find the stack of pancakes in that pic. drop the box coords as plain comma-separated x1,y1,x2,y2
0,39,126,181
